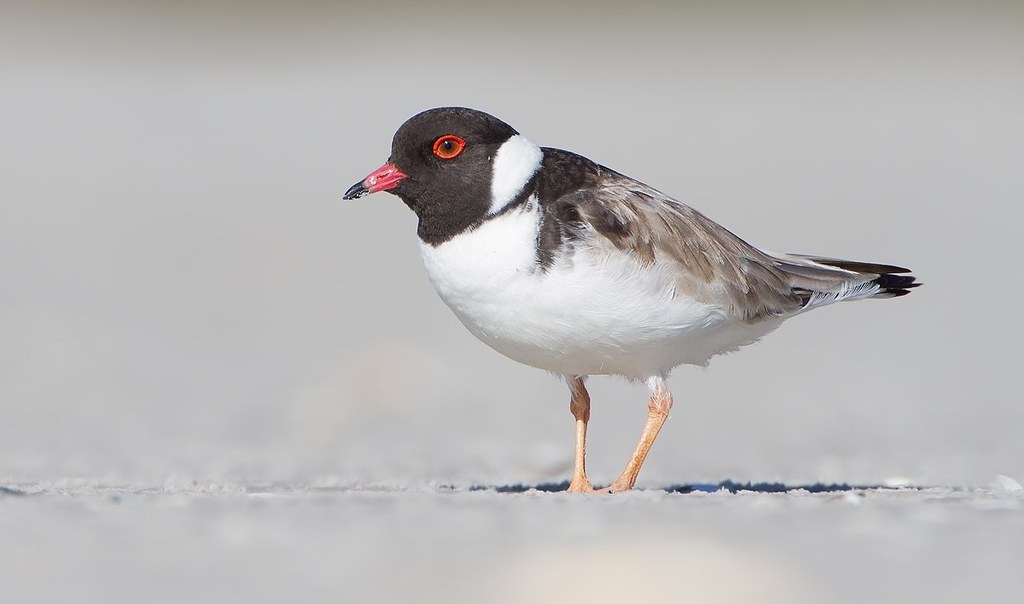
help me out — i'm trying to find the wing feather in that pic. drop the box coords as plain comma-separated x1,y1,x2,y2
561,173,804,320
534,151,918,320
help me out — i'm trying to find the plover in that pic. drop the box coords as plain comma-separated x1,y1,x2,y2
343,107,918,493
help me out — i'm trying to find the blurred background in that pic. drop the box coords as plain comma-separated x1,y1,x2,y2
3,2,1023,603
0,0,1019,487
2,0,1022,487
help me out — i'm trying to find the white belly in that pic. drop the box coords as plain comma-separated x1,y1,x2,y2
418,204,781,379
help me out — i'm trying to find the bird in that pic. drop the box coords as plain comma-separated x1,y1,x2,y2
342,107,918,493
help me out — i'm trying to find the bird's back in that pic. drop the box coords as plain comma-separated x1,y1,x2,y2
535,148,918,322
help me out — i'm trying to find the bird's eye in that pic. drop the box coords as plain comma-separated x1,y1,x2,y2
432,135,466,160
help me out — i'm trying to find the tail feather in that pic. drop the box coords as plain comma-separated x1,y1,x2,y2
769,253,920,310
871,273,920,297
785,254,912,276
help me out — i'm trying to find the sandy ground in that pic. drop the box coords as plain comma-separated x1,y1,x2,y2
2,1,1023,602
2,480,1023,603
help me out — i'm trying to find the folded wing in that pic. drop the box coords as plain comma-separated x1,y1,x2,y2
554,170,918,321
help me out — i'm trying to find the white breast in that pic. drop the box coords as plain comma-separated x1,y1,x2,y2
418,201,783,379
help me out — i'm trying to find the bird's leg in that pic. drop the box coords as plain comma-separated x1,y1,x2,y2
603,376,673,493
566,376,594,493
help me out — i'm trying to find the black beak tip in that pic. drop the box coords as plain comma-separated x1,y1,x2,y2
343,182,369,200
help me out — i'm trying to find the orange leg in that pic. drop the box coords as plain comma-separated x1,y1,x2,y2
602,376,673,493
566,376,595,493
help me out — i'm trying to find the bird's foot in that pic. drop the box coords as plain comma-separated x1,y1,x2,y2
566,477,595,493
566,477,636,494
590,478,635,494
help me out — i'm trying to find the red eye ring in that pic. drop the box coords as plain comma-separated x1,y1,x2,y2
432,135,466,160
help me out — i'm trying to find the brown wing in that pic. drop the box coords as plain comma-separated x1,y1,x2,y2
560,173,806,321
534,150,918,317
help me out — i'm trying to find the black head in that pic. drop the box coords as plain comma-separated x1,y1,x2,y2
343,107,523,243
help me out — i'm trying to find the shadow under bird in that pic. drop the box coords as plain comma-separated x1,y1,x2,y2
342,107,918,493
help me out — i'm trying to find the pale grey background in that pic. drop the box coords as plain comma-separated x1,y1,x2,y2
2,1,1022,602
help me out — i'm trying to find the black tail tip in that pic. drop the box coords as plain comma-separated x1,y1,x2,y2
873,272,921,297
